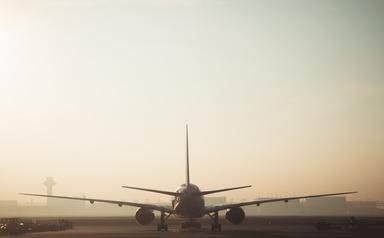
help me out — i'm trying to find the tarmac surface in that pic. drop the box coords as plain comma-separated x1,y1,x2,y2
1,216,383,238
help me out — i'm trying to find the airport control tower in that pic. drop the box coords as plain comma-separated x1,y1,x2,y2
44,176,56,206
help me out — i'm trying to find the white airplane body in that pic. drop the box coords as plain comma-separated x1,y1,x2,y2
21,126,356,231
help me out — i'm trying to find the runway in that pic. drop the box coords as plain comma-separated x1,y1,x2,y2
1,216,383,238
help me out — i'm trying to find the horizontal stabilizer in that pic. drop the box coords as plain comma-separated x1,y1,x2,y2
194,185,252,196
122,186,180,196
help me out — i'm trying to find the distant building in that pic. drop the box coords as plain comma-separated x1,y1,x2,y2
48,198,86,210
303,196,347,215
253,198,302,215
85,202,135,216
205,197,226,206
44,176,56,207
0,200,18,208
0,200,18,216
348,201,382,216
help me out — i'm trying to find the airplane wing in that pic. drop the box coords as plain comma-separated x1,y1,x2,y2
205,191,357,213
20,193,173,213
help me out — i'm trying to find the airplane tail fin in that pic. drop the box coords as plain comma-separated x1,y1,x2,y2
186,124,190,186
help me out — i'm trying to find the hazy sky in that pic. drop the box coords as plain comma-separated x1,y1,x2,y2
1,0,383,204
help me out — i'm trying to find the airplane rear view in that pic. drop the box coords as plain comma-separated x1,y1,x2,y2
21,125,357,231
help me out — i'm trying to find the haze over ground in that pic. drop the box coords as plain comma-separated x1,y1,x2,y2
0,0,383,204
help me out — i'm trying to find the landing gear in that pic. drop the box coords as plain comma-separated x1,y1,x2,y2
157,211,170,231
208,211,222,231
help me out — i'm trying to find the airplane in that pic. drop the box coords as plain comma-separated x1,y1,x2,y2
21,125,357,231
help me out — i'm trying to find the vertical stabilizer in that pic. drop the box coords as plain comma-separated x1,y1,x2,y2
186,124,190,186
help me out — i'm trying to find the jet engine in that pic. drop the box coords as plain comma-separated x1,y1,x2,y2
225,207,245,224
135,208,155,225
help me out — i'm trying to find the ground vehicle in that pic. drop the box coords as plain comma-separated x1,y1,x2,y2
0,218,26,235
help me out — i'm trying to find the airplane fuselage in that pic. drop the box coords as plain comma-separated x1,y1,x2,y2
172,183,205,218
